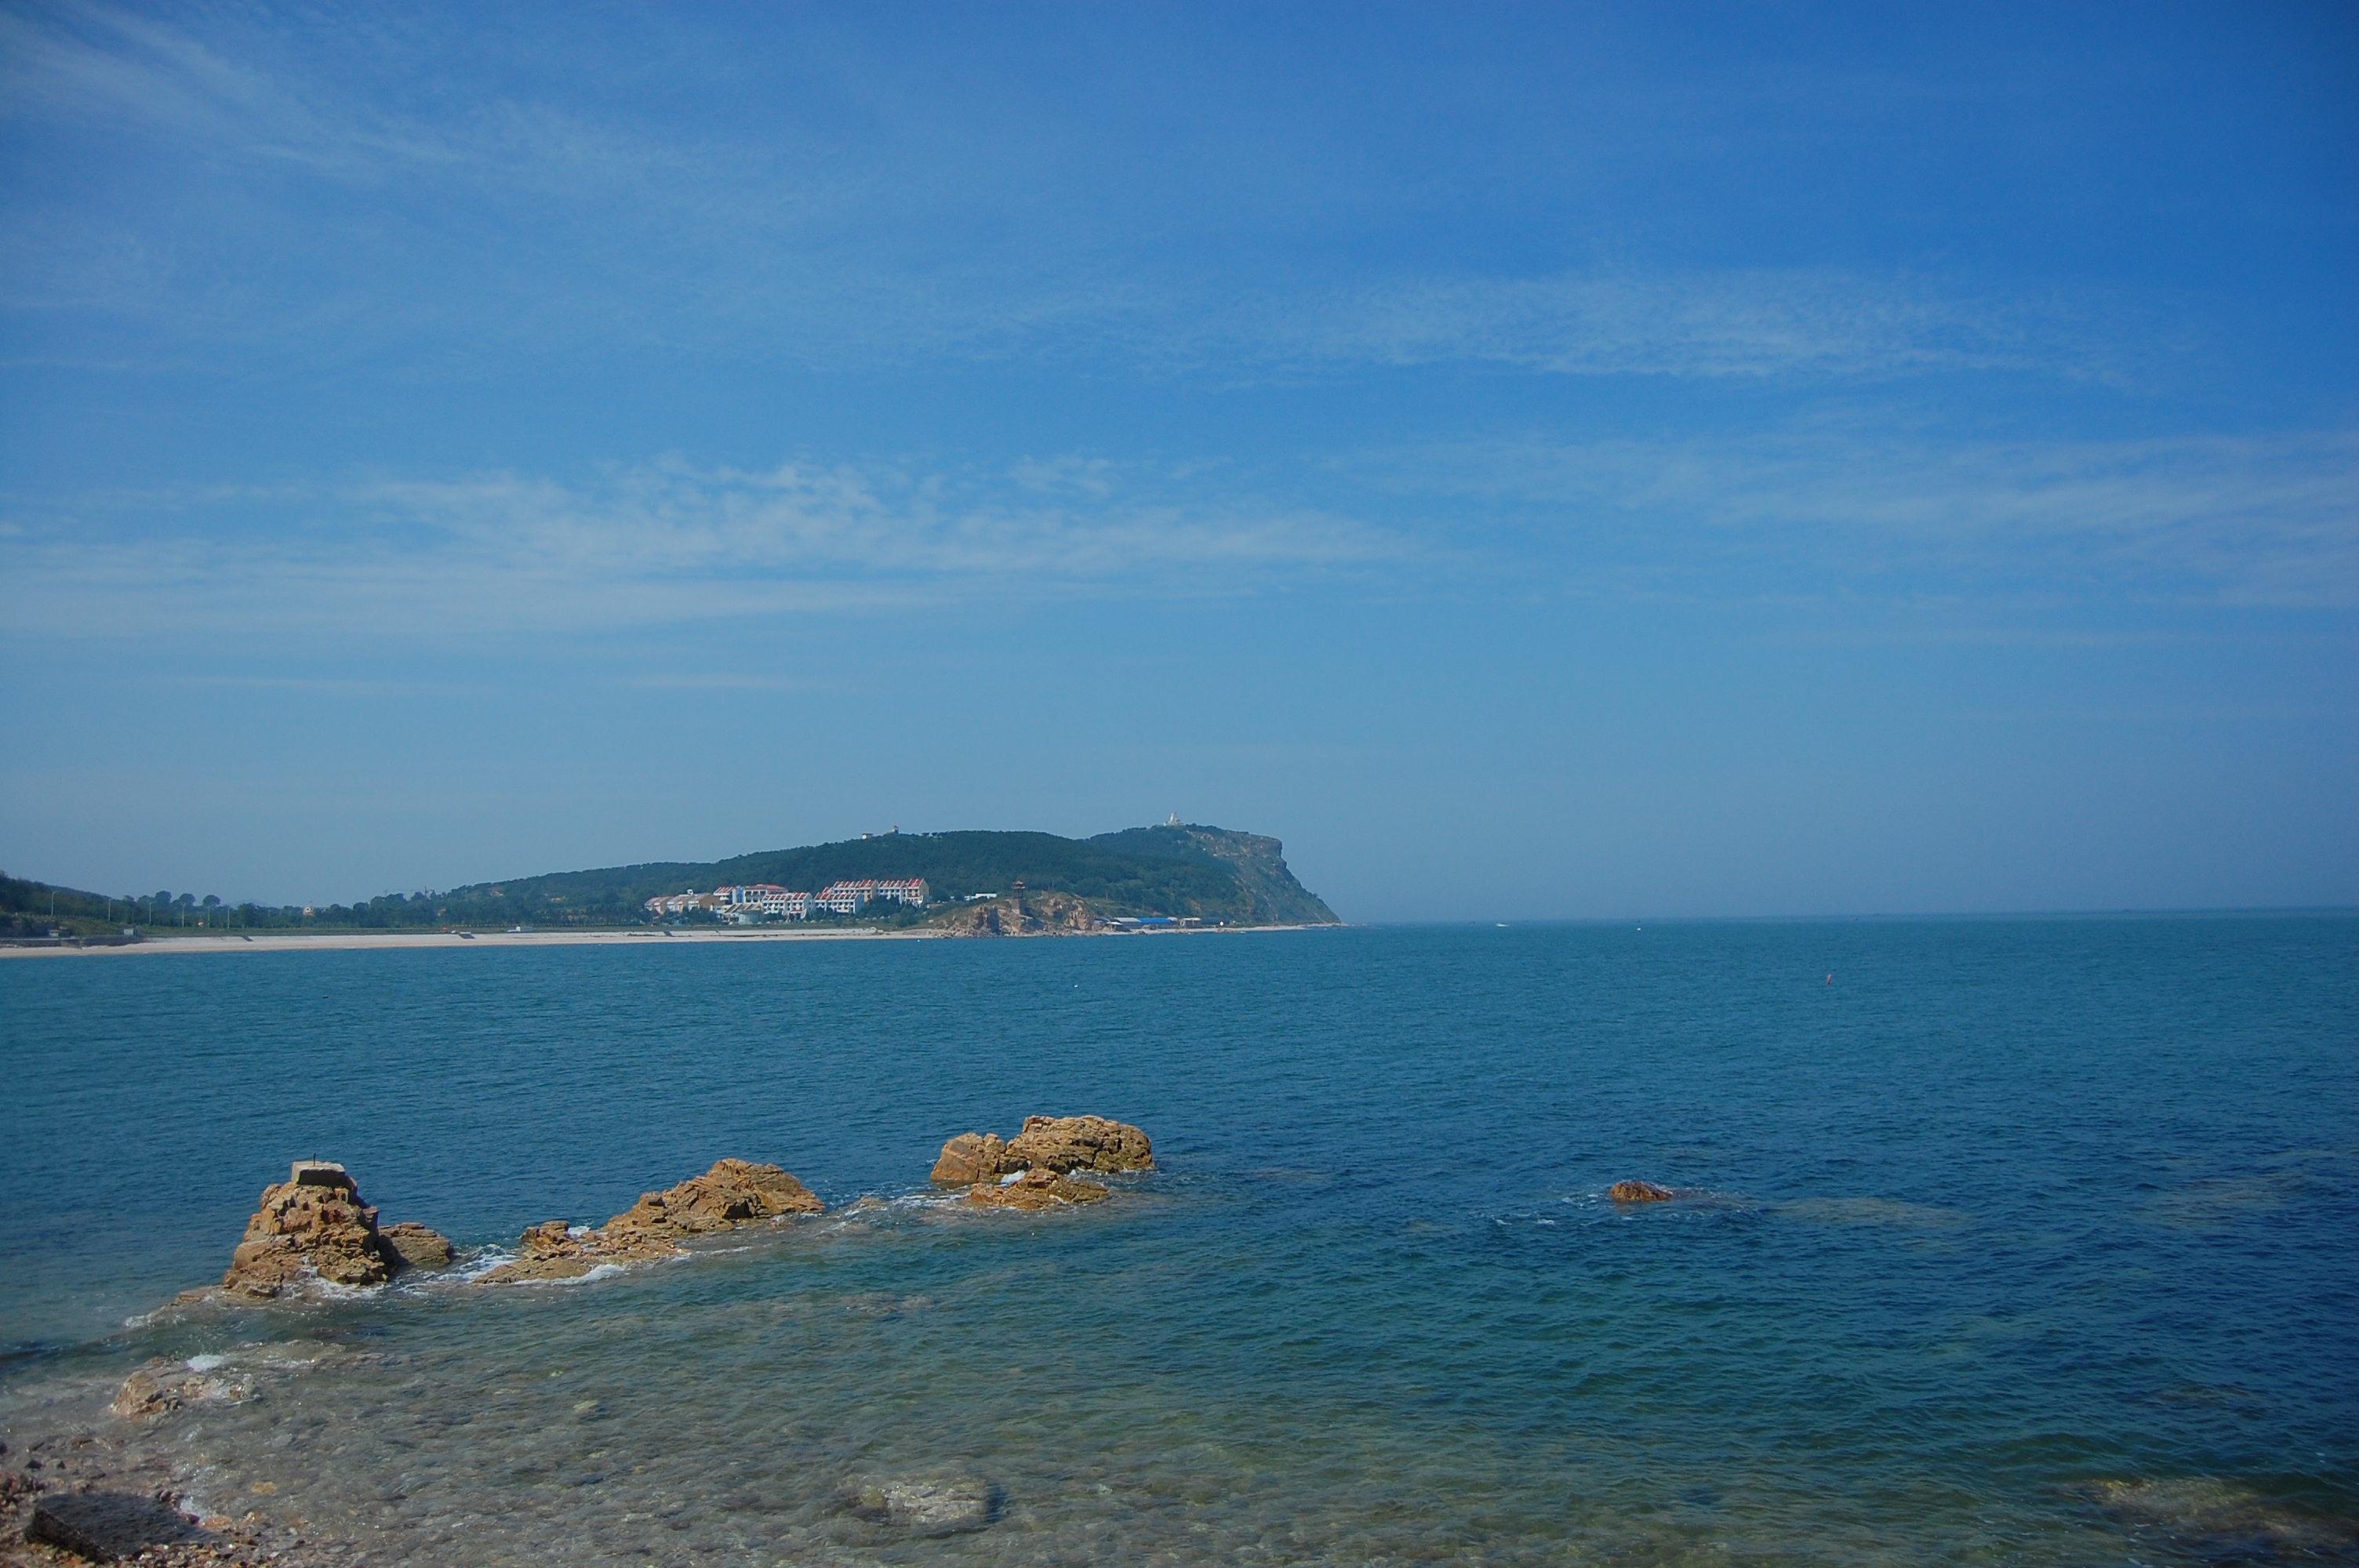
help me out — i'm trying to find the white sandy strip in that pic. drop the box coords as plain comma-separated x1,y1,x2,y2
0,927,930,959
0,923,1328,959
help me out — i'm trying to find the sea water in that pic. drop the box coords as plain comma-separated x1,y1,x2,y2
2,917,2354,1565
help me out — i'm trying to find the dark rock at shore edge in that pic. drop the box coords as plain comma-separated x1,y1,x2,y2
25,1489,210,1560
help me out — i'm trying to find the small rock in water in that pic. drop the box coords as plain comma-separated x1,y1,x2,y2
478,1158,823,1284
1608,1179,1675,1203
965,1167,1110,1210
383,1220,456,1269
845,1475,998,1536
930,1114,1152,1184
929,1131,1013,1185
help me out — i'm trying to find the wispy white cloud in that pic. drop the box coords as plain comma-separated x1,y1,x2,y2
1243,270,2130,383
1379,426,2359,607
0,455,1404,637
0,5,2139,386
620,673,823,692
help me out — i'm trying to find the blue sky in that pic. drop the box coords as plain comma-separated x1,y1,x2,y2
2,1,2354,920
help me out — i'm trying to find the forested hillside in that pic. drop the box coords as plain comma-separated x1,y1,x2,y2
3,824,1338,935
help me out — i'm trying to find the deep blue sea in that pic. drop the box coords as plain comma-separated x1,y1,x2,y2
2,918,2355,1565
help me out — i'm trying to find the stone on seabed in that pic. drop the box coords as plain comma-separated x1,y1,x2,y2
1608,1179,1675,1203
847,1475,998,1535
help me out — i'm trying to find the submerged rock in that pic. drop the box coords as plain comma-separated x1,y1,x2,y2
2085,1477,2359,1560
480,1159,823,1284
221,1161,433,1298
965,1167,1110,1210
930,1114,1152,1184
1608,1180,1675,1203
845,1474,998,1535
109,1359,252,1420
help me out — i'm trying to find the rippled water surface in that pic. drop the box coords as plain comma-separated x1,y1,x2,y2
3,918,2356,1564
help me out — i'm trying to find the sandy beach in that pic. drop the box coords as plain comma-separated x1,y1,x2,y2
0,926,929,958
0,923,1326,958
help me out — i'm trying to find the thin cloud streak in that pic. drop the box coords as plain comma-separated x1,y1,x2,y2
1385,427,2359,607
0,456,1406,637
1257,270,2132,383
0,6,2141,387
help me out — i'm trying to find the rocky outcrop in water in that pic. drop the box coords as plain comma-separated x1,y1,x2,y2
929,1132,1013,1185
220,1162,445,1299
1608,1179,1674,1203
965,1167,1111,1210
480,1159,823,1283
1009,1113,1153,1174
930,1115,1152,1184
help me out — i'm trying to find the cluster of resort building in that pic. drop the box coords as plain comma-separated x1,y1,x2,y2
642,878,930,921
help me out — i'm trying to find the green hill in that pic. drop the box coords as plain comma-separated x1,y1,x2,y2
2,824,1339,935
449,823,1337,927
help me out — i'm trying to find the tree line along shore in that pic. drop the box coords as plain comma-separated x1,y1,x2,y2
0,822,1339,946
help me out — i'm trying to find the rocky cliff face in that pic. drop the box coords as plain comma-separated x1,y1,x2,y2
1177,826,1338,925
1083,823,1338,925
930,890,1103,937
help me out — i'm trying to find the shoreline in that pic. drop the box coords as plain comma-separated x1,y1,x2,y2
0,923,1332,959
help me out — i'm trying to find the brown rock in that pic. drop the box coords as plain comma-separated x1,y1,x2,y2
111,1367,176,1420
603,1157,823,1240
480,1160,822,1285
382,1221,454,1269
1006,1114,1153,1174
929,1132,1016,1185
966,1168,1110,1210
221,1162,406,1298
929,1114,1151,1194
1608,1179,1675,1203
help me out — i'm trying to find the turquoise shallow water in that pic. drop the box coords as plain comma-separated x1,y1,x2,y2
2,917,2355,1564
